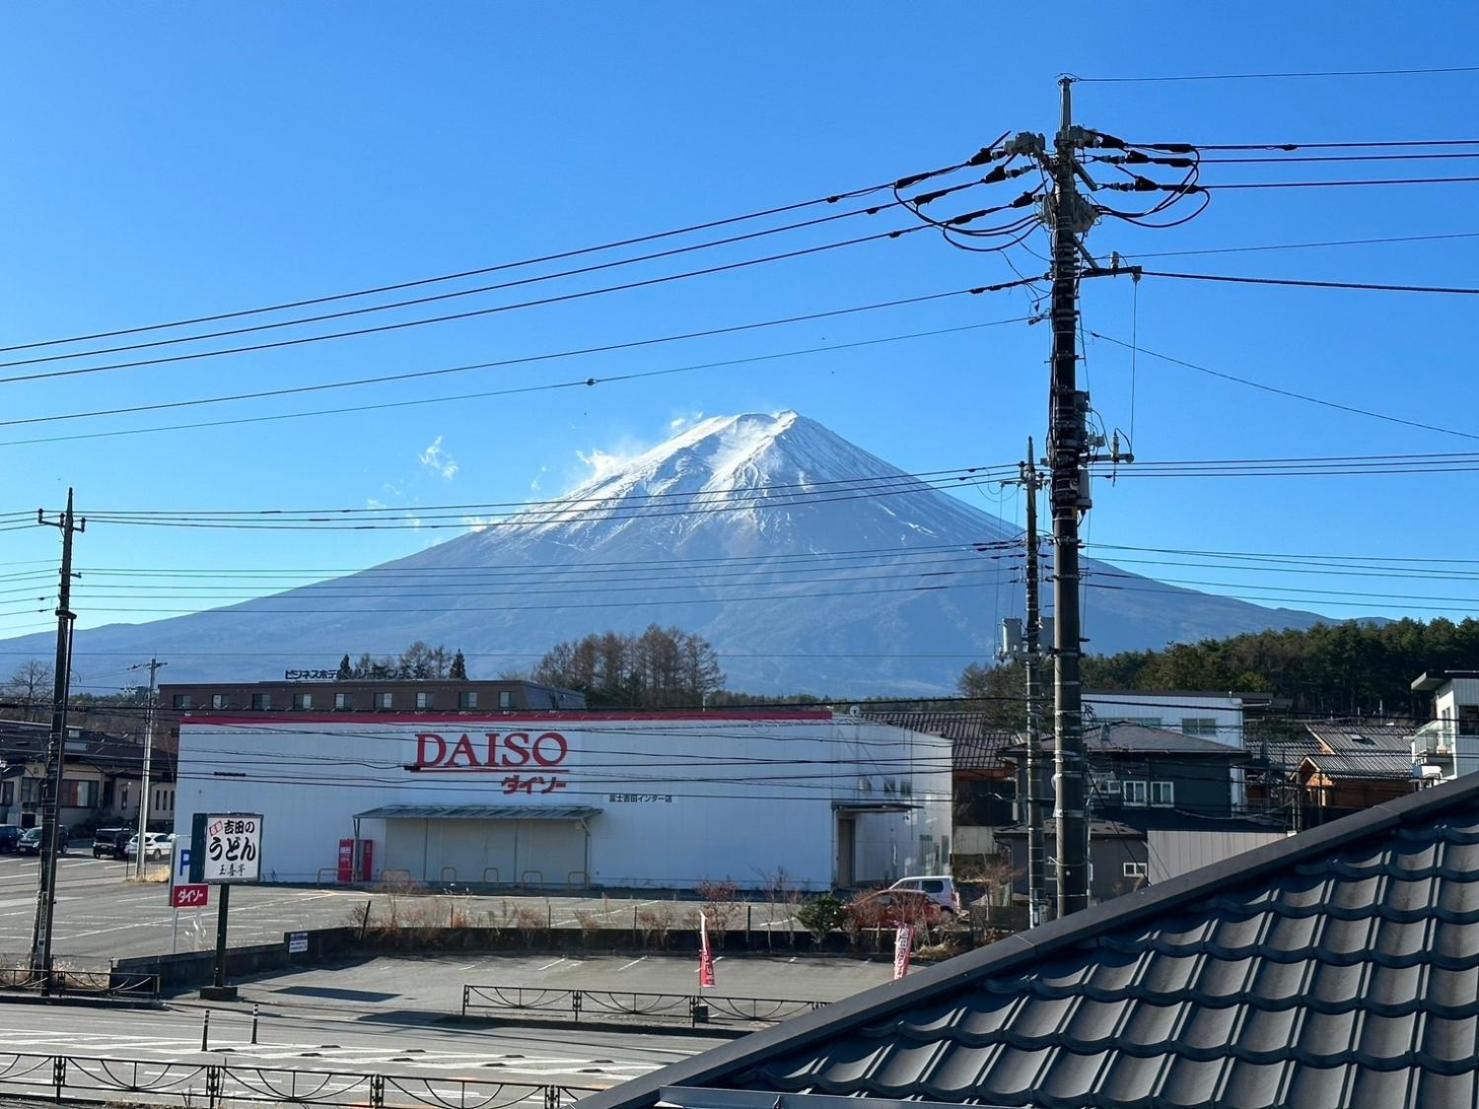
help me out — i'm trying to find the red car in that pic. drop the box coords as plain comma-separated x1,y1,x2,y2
843,889,947,929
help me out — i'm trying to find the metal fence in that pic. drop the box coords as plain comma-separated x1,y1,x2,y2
0,1051,598,1109
0,952,160,999
462,984,826,1027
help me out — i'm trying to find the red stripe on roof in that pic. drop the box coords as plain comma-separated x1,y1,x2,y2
182,711,834,726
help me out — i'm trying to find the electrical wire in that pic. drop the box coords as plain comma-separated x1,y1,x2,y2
0,154,987,356
1069,65,1479,84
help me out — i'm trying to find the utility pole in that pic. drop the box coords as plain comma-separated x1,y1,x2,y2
30,489,83,992
1019,440,1049,927
1046,78,1093,917
130,658,166,879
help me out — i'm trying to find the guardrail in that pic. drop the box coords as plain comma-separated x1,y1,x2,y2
0,953,159,1000
0,1051,597,1108
462,984,826,1027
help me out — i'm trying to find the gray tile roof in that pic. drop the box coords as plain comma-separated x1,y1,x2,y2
581,772,1479,1109
863,713,1018,775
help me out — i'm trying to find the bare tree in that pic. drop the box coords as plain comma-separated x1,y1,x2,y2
6,660,52,722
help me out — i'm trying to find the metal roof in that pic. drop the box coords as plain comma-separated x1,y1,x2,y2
582,770,1479,1109
1305,723,1418,782
354,804,599,821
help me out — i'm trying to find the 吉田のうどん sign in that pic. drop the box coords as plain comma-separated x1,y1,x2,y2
193,813,263,884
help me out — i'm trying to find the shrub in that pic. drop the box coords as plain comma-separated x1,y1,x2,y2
794,894,844,945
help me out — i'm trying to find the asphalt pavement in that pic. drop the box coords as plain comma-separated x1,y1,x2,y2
0,953,891,1103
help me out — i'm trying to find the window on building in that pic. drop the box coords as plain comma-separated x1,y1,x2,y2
1101,778,1122,795
118,784,128,811
171,694,193,710
1181,718,1218,737
1123,780,1148,806
498,690,514,710
415,691,431,710
459,691,478,709
292,692,313,710
1122,861,1148,879
1460,704,1479,737
210,694,226,710
0,781,12,805
334,692,350,711
59,780,98,808
250,693,272,710
374,692,393,710
1150,781,1175,807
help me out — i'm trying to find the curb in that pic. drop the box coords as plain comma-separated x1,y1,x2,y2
0,991,165,1011
451,1014,753,1039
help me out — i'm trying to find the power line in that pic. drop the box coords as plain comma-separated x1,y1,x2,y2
1089,331,1479,442
1070,65,1479,84
1117,230,1479,260
0,306,1028,431
0,305,1036,449
0,199,918,373
0,221,970,387
1122,268,1479,296
0,154,987,356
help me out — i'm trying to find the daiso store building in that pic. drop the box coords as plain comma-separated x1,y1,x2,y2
172,711,953,890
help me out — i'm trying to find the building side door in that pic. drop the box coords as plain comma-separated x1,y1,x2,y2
836,817,856,888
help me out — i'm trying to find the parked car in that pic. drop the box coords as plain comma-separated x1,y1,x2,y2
17,826,67,857
0,825,21,854
887,875,962,915
125,832,172,861
92,827,131,859
843,888,947,929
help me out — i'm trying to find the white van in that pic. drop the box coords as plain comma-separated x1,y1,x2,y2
888,875,961,914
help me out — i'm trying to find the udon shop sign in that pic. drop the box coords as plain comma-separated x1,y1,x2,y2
413,731,571,795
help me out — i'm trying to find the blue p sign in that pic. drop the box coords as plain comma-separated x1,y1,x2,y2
177,847,191,878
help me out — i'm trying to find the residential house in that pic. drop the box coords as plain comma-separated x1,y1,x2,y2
994,723,1282,903
584,770,1479,1109
1297,722,1418,825
1412,669,1479,780
0,720,175,832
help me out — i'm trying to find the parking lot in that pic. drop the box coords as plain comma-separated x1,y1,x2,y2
0,851,804,959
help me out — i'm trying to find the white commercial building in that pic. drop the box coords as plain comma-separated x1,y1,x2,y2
172,711,952,891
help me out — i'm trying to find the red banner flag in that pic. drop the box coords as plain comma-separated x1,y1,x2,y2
699,911,716,989
893,924,915,980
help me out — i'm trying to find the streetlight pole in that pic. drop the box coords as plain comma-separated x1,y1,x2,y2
130,658,165,878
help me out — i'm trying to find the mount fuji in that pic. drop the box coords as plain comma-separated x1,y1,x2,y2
6,412,1331,694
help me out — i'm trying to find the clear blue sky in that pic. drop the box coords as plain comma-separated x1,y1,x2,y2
1,3,1477,654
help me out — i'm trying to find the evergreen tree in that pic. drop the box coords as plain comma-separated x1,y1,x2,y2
336,654,352,680
450,650,468,680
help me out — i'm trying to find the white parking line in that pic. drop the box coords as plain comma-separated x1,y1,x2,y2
616,956,647,972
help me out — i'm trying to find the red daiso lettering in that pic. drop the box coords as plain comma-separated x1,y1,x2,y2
446,734,479,768
500,732,531,767
533,731,568,767
416,733,446,766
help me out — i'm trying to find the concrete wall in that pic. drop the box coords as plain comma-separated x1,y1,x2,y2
174,714,952,891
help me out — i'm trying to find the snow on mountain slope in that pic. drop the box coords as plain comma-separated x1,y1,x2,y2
1,412,1333,694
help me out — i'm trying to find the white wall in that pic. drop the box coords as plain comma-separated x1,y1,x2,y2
173,713,952,891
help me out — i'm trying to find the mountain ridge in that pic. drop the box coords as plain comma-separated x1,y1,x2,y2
0,412,1334,694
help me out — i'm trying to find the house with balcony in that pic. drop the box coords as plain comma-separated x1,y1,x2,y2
1412,669,1479,782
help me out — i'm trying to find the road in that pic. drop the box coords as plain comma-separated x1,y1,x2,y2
0,953,890,1104
0,852,802,959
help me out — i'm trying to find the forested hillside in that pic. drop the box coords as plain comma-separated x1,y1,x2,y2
1073,618,1473,718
